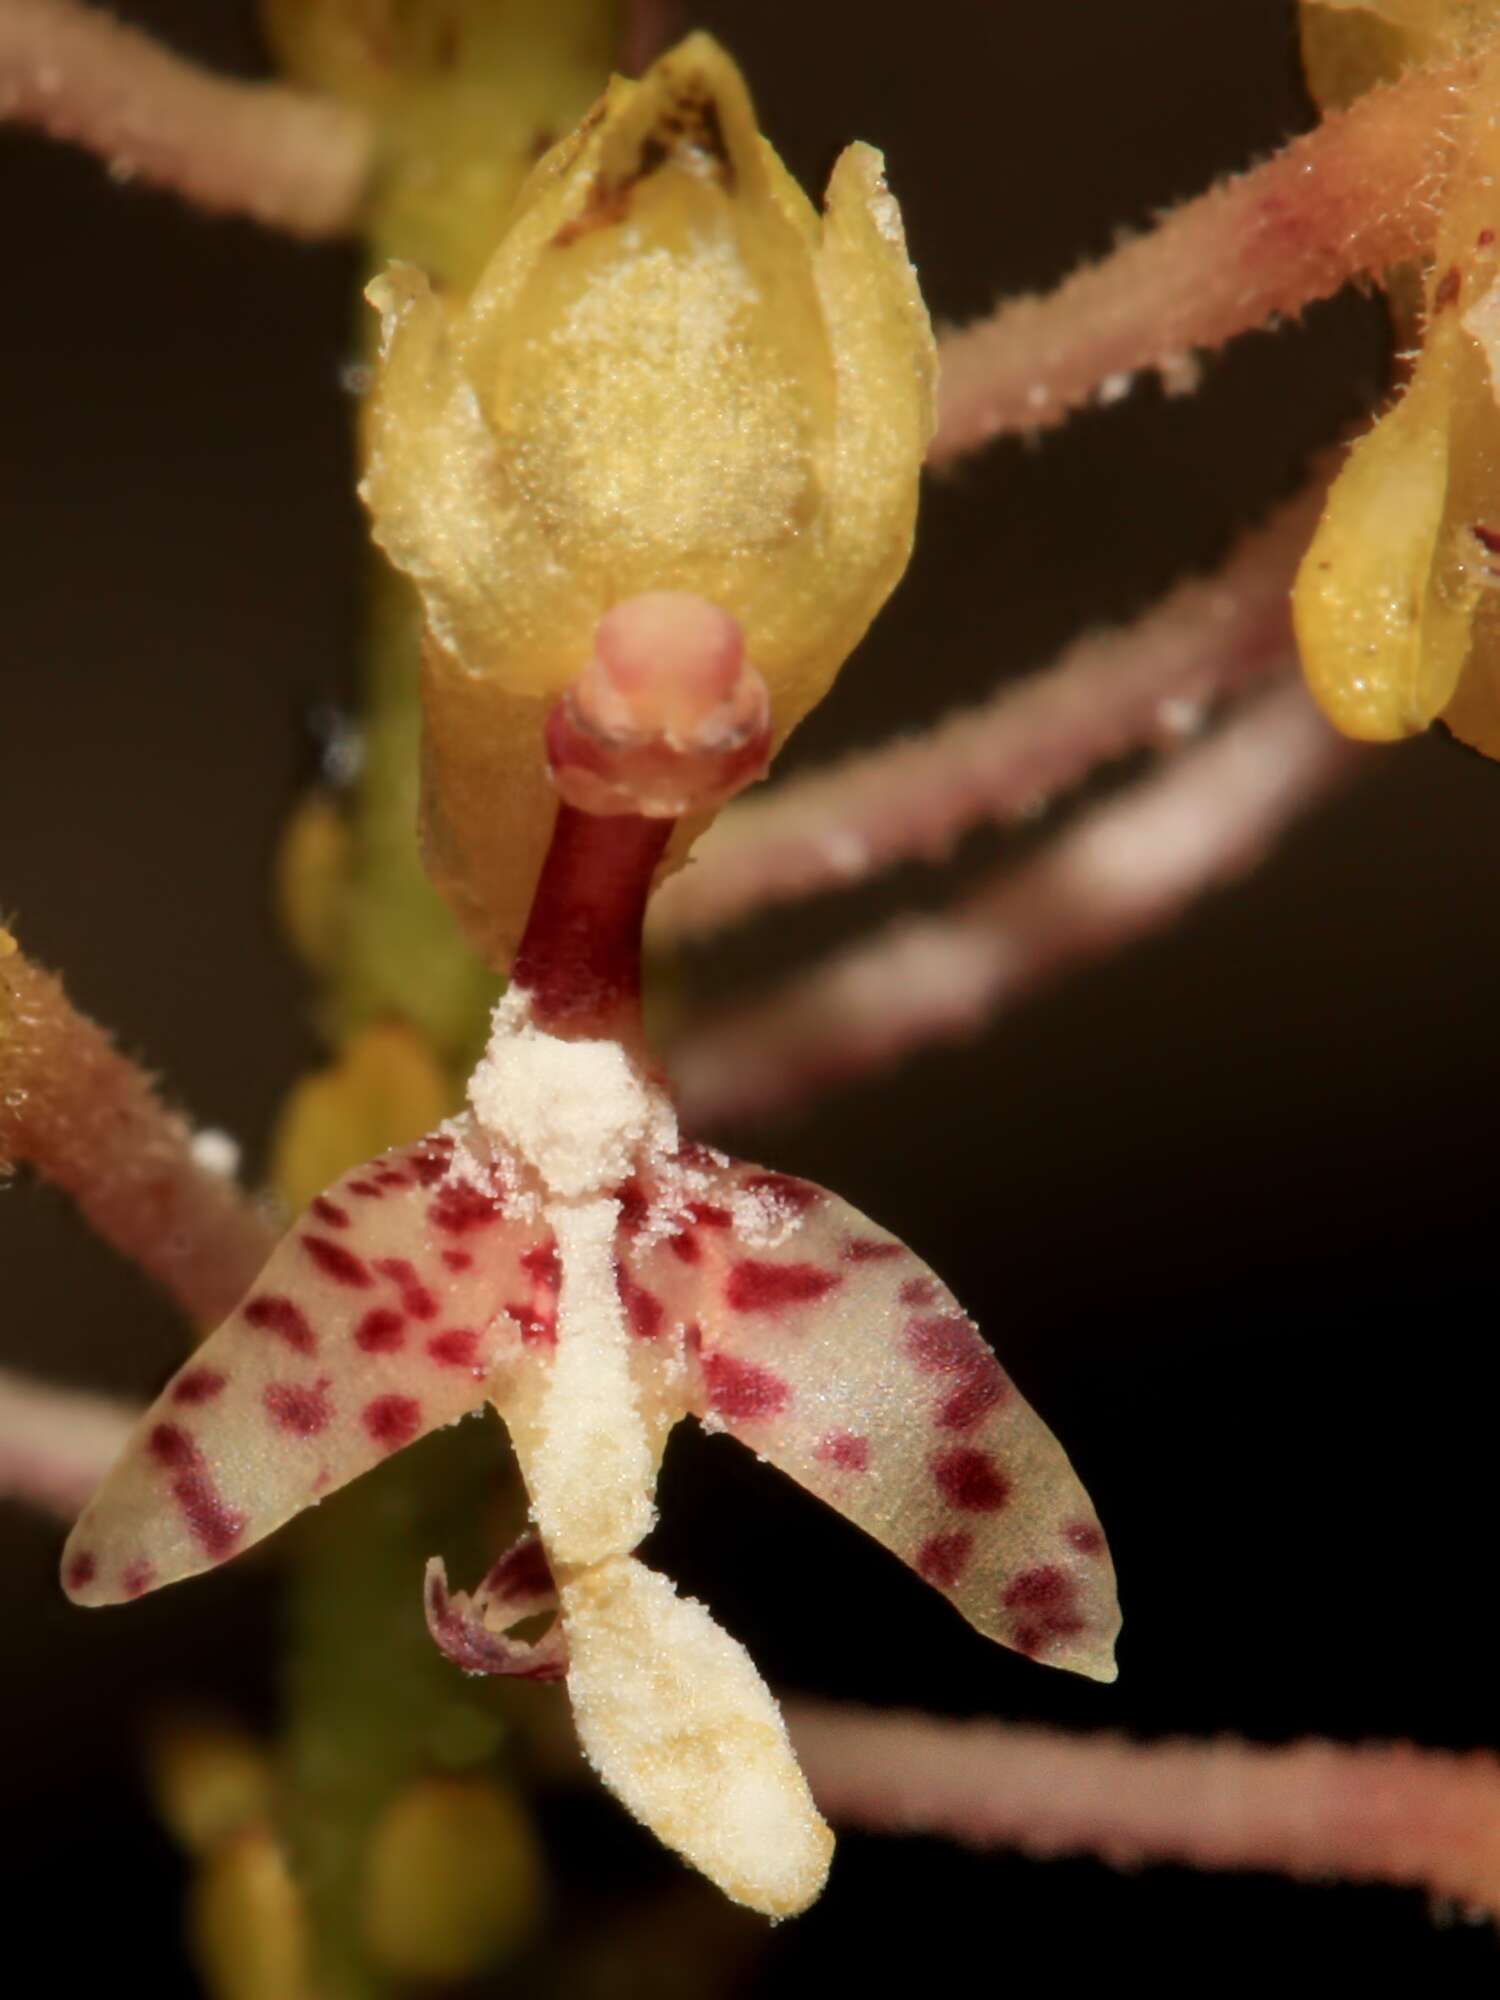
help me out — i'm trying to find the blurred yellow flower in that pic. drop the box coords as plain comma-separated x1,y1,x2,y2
1295,2,1500,755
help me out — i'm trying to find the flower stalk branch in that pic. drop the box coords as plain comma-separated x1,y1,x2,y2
0,1366,139,1521
0,0,371,237
930,49,1469,463
672,682,1359,1125
789,1702,1500,1920
652,484,1325,944
0,935,275,1327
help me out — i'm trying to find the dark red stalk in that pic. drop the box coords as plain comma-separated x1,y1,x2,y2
509,803,673,1040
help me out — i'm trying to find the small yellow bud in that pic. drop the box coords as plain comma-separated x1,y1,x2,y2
190,1826,312,2000
361,33,935,966
148,1718,276,1854
363,1776,543,1979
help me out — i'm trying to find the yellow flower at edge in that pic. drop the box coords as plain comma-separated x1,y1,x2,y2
359,33,936,969
1294,2,1500,755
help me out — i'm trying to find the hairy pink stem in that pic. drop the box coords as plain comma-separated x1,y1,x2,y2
788,1703,1500,1919
651,488,1322,944
0,941,275,1326
0,1367,140,1520
671,682,1359,1125
930,53,1467,463
0,0,371,237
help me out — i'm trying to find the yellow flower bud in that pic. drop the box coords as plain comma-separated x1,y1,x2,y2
361,33,935,967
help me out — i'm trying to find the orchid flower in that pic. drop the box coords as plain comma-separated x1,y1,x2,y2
1295,0,1500,756
59,36,1120,1919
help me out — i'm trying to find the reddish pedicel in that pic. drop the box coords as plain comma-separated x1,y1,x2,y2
363,1395,423,1453
300,1235,373,1288
243,1294,317,1355
725,1260,840,1313
427,1329,482,1369
814,1429,870,1472
373,1256,437,1320
263,1379,334,1438
310,1196,350,1229
354,1307,406,1353
171,1368,227,1406
932,1447,1011,1513
147,1424,246,1558
703,1351,792,1421
916,1529,974,1589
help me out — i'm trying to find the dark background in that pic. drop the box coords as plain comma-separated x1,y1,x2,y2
4,0,1499,1990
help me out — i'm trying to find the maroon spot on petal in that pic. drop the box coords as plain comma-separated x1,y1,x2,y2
742,1171,819,1214
354,1307,405,1353
613,1176,649,1234
843,1236,903,1263
428,1180,504,1235
1003,1565,1087,1655
916,1529,973,1589
703,1351,791,1421
408,1138,454,1187
363,1394,422,1453
1434,262,1462,311
522,1241,561,1292
1066,1521,1106,1558
1476,522,1500,557
617,1263,664,1340
301,1235,373,1289
147,1424,246,1558
906,1315,977,1373
263,1377,333,1438
667,1230,702,1265
939,1374,1007,1431
427,1328,482,1370
243,1294,317,1355
814,1429,869,1472
346,1178,383,1199
1482,227,1496,248
373,1256,437,1321
374,1168,412,1190
726,1260,840,1314
674,1141,723,1172
441,1248,473,1272
503,1302,556,1349
123,1559,157,1598
65,1551,97,1591
686,1200,733,1230
171,1367,227,1407
310,1195,350,1229
898,1277,940,1308
932,1446,1010,1513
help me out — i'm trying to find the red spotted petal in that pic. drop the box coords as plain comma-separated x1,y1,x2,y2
623,1155,1119,1681
61,1121,544,1607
